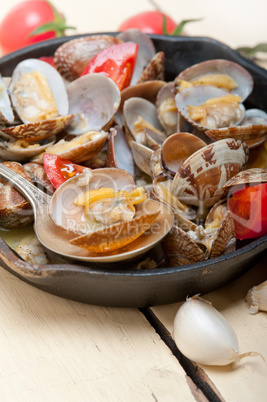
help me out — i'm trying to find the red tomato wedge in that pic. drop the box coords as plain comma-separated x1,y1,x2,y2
38,56,55,67
81,42,138,90
43,153,86,189
227,182,267,240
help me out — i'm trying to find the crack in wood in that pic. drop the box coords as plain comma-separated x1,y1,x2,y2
140,307,225,402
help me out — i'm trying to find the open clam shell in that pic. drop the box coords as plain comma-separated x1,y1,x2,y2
117,29,156,86
177,59,254,101
106,126,135,176
49,167,174,255
156,82,178,135
0,75,14,124
123,97,164,146
0,136,55,162
33,130,108,164
171,138,249,208
66,74,121,135
0,114,75,143
54,35,122,81
9,58,69,124
223,168,267,191
161,132,207,175
0,161,33,229
175,85,246,132
205,108,267,148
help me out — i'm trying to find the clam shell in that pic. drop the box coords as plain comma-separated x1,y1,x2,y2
106,126,135,176
162,225,205,266
175,85,246,132
161,132,207,175
54,35,122,81
156,82,178,135
117,29,156,86
177,59,254,101
137,51,165,84
171,138,249,207
34,131,108,164
131,141,153,176
0,136,55,162
49,167,174,254
0,114,75,142
0,161,33,229
70,201,160,253
209,210,236,259
0,75,14,124
223,168,267,190
66,74,121,135
123,97,164,146
9,59,69,124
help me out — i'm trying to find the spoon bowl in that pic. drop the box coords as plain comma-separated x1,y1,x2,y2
0,163,173,263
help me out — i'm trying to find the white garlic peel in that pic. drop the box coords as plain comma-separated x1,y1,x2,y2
173,296,261,366
246,280,267,314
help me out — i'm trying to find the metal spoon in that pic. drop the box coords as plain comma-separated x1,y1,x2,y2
0,163,173,263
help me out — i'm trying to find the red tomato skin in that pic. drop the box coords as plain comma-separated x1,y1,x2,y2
38,56,55,67
43,153,85,189
118,11,177,35
0,0,56,55
227,183,267,240
81,42,138,90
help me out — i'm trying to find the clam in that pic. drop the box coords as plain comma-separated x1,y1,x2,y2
49,167,173,254
106,126,135,176
0,161,33,229
32,130,109,164
66,73,121,135
175,86,245,132
161,132,207,175
223,168,267,192
0,75,14,124
117,29,156,85
0,114,75,143
9,58,69,124
54,35,122,81
123,97,165,146
137,51,165,84
171,138,249,208
0,136,55,162
176,59,253,101
205,108,267,148
162,200,235,266
156,82,178,135
23,162,55,194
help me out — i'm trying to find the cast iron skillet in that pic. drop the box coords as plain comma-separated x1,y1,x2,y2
0,33,266,307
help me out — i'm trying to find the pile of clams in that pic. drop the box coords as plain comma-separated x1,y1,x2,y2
0,30,266,265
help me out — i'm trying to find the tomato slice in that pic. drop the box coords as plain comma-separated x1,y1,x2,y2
38,57,55,67
81,42,138,90
43,153,86,189
227,182,267,240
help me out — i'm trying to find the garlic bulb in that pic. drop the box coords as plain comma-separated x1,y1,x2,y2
246,280,267,314
173,296,260,366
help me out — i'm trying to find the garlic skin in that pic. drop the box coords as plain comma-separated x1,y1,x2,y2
173,296,241,366
246,280,267,314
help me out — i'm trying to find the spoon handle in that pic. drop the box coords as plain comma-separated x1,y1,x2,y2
0,163,51,212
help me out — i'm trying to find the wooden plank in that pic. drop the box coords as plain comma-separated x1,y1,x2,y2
152,256,267,402
0,268,198,402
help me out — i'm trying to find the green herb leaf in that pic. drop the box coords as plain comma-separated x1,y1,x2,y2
171,18,203,36
237,43,267,56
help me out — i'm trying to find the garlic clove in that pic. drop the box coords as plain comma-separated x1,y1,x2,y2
173,295,261,366
246,280,267,314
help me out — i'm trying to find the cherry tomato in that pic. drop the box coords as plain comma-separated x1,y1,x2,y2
38,56,55,67
227,183,267,240
43,153,86,189
118,11,177,35
0,0,74,55
81,42,138,91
